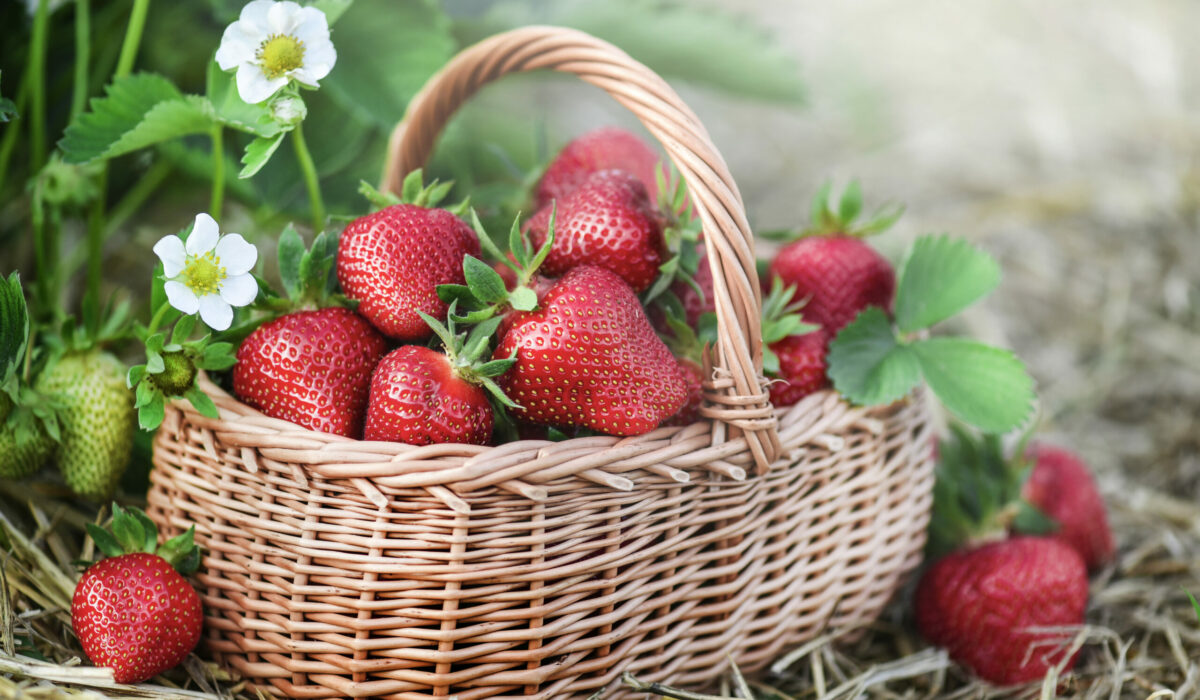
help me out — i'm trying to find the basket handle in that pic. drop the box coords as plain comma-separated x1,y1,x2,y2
382,26,780,472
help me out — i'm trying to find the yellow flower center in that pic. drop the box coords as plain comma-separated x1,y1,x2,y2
257,34,306,80
182,253,226,296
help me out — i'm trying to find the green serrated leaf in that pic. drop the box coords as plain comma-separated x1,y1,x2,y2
60,74,215,163
510,287,538,312
911,338,1034,434
86,523,124,559
827,308,922,406
895,235,1002,334
277,224,304,299
185,386,219,419
463,256,507,304
239,132,286,179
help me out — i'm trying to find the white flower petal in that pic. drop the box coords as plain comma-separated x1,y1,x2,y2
214,233,258,275
298,42,336,80
267,1,303,34
215,24,257,70
238,0,274,33
219,273,259,308
236,63,287,104
187,213,220,255
164,281,200,315
152,235,186,277
198,295,234,331
293,7,331,44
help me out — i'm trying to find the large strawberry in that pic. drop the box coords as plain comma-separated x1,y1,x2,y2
914,536,1088,686
767,182,901,335
365,313,516,446
234,307,386,437
534,126,664,209
72,504,203,684
232,227,388,437
496,265,686,435
36,350,134,500
338,177,480,341
525,170,666,293
1023,444,1115,572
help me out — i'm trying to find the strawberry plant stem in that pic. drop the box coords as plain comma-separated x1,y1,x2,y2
0,69,29,202
209,124,224,220
71,0,91,119
146,302,172,337
292,125,324,232
113,0,150,79
28,0,50,174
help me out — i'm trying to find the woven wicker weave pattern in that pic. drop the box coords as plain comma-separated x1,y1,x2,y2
144,25,937,699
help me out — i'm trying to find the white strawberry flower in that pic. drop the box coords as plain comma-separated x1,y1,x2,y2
215,0,337,105
153,214,258,331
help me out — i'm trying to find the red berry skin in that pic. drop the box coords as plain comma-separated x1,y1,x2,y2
914,537,1088,686
768,330,830,407
337,204,481,340
534,127,663,209
364,345,493,446
233,308,388,438
1023,445,1116,571
71,553,203,684
662,358,704,426
526,170,666,293
768,236,895,335
496,265,687,436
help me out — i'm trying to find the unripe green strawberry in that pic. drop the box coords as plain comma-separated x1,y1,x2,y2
36,351,135,499
0,393,54,479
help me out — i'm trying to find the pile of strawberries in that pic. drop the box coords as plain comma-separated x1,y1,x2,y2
914,436,1115,686
228,127,895,446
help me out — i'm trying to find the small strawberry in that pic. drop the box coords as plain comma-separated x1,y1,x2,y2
534,126,664,209
365,311,517,446
36,350,135,500
72,504,203,684
767,181,902,335
1023,444,1115,571
914,536,1088,686
525,170,666,293
232,227,388,438
760,278,826,407
338,174,480,341
496,265,687,435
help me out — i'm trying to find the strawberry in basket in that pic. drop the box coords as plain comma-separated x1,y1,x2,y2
534,126,665,209
766,181,902,336
73,504,203,683
233,227,387,438
760,278,827,406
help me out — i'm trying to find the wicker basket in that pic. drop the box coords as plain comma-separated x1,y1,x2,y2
146,25,935,699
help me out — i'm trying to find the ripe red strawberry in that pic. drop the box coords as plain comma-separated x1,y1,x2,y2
1022,445,1115,571
768,235,895,336
914,536,1088,686
338,203,481,340
526,170,666,293
496,265,686,435
662,358,704,426
768,329,829,406
72,505,203,684
233,307,387,437
534,127,663,209
365,346,493,446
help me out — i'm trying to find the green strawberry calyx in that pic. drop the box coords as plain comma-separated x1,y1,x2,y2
86,503,202,575
642,166,705,308
760,180,905,243
358,169,469,217
417,304,521,411
759,277,821,377
436,207,557,324
927,423,1057,559
127,313,235,431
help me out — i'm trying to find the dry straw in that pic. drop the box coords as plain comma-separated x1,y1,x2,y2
145,25,934,699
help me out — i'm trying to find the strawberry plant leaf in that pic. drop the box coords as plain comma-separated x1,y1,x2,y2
911,337,1035,434
277,224,305,299
185,386,219,419
238,132,286,179
895,235,1002,334
463,256,508,305
827,308,922,406
60,74,215,163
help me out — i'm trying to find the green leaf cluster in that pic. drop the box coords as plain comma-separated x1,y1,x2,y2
127,314,236,430
827,234,1035,434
